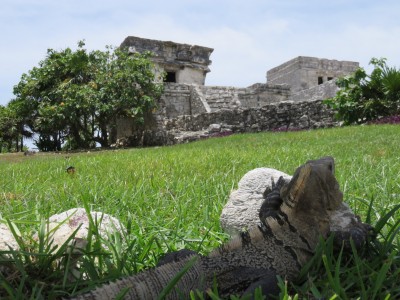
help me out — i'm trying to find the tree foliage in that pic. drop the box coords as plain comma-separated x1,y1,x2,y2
12,41,163,151
0,105,20,152
325,58,400,125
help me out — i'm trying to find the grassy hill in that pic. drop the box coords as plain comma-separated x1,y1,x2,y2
0,125,399,299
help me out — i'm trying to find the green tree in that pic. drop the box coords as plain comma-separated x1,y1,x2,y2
87,46,163,148
13,41,163,151
325,58,400,125
0,105,21,152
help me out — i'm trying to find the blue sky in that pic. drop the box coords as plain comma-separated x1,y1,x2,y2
1,0,400,106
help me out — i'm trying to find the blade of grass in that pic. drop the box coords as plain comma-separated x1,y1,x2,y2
370,250,396,299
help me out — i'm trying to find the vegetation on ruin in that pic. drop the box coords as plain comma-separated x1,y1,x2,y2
0,125,399,299
325,57,400,125
0,41,163,152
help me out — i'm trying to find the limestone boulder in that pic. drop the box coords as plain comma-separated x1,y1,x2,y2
0,222,19,251
46,208,125,250
220,168,292,236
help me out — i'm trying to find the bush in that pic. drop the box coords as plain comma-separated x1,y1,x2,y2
324,58,400,125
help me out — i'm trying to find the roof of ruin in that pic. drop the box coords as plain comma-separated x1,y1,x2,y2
120,36,214,70
267,56,359,74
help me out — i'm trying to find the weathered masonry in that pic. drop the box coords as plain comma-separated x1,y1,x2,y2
120,36,213,85
113,37,359,147
267,56,359,93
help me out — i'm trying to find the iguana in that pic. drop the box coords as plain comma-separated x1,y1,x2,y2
69,156,372,299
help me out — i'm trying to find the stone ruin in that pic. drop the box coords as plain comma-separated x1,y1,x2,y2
112,36,359,147
267,56,359,94
120,36,213,86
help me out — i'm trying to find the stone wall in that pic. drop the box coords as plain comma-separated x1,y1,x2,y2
114,82,293,145
242,83,290,108
120,100,337,147
157,83,291,117
164,100,335,132
113,81,338,147
197,86,244,111
290,80,339,102
159,83,192,117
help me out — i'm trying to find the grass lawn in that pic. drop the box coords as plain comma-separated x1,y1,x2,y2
0,124,399,299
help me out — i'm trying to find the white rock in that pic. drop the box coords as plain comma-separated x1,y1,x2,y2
0,222,19,251
46,208,125,250
220,168,292,236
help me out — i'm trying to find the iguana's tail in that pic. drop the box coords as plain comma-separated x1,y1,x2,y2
68,256,201,300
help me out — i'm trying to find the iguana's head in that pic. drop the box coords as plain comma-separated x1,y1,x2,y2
259,156,370,260
279,156,344,247
282,156,342,212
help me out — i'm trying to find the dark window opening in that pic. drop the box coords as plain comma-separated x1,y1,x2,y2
327,77,334,81
165,72,176,83
318,76,323,85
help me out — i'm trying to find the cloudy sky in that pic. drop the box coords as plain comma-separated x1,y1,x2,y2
1,0,400,106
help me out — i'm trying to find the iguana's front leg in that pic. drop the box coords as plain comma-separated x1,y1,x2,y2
332,220,374,250
259,176,286,223
327,201,374,251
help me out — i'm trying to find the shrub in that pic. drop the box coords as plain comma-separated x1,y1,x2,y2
325,58,400,125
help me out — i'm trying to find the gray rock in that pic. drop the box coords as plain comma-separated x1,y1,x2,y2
208,123,221,133
0,222,20,280
220,168,292,236
0,209,125,253
299,115,309,127
46,208,125,250
0,222,19,250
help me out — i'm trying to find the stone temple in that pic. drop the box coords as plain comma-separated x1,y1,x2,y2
267,56,359,93
120,36,213,85
112,36,359,147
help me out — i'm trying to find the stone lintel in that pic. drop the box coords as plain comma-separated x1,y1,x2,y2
120,36,213,68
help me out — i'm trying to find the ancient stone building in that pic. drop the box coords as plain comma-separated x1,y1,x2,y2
267,56,359,93
120,36,213,85
113,37,360,147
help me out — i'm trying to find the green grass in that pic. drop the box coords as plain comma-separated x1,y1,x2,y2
0,124,399,299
